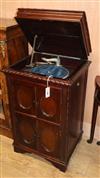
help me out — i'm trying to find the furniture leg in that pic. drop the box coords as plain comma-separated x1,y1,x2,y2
87,89,98,143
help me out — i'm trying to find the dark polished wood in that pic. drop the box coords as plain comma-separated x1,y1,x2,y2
0,18,28,138
2,9,91,171
0,126,12,138
87,76,100,145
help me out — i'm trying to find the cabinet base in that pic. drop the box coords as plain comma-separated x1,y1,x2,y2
0,126,12,138
13,145,27,153
50,161,67,172
13,144,67,172
13,133,82,172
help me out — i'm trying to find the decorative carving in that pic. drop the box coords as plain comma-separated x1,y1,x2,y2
0,40,7,59
2,60,90,87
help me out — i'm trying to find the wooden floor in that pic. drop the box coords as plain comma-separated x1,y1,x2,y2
0,135,100,178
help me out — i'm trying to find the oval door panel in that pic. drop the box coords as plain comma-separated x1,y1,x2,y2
40,97,57,117
18,119,36,144
37,86,62,122
17,86,34,110
40,126,58,153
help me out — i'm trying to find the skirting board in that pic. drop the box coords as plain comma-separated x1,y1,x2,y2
83,122,100,140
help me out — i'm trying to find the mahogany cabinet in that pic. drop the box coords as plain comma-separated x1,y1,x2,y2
3,9,91,171
0,18,28,137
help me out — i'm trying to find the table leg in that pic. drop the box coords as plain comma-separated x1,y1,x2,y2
87,89,98,143
97,141,100,145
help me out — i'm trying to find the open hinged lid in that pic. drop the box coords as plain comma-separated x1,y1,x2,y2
15,8,91,60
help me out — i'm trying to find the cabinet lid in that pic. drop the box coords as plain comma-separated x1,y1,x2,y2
15,8,91,60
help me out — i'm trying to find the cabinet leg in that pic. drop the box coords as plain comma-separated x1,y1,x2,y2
87,93,98,144
13,146,26,153
52,162,67,172
48,160,67,172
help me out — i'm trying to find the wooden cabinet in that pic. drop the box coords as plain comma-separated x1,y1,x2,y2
0,18,28,137
3,9,91,171
7,77,66,160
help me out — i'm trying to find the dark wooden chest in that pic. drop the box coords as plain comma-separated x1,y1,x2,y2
2,9,91,171
0,18,28,137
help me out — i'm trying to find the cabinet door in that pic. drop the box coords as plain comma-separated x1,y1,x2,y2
12,79,36,115
37,85,62,123
14,113,37,149
37,121,62,158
